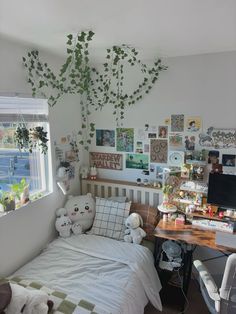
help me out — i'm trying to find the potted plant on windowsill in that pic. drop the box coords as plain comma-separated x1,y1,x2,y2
11,178,30,206
0,191,16,212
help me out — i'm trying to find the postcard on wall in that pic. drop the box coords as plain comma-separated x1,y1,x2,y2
125,153,149,170
148,133,157,139
186,117,202,132
96,129,115,147
184,135,196,150
90,152,123,170
135,141,143,154
144,143,150,153
116,128,134,152
169,133,183,148
158,126,168,139
137,128,147,141
222,154,236,167
171,114,184,132
150,139,168,163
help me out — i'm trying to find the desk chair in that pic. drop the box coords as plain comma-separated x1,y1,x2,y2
194,254,236,314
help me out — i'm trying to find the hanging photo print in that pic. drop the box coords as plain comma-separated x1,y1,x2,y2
116,128,134,152
171,114,184,132
125,153,149,170
186,117,202,132
96,129,115,147
150,139,168,163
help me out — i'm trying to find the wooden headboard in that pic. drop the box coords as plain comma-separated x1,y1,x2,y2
81,178,163,207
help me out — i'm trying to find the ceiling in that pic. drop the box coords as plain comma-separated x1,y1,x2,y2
0,0,236,61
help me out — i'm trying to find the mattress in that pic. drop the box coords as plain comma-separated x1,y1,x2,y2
13,234,162,314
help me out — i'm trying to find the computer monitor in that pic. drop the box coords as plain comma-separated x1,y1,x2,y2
207,173,236,209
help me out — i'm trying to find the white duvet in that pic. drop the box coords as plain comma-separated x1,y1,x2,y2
13,234,162,314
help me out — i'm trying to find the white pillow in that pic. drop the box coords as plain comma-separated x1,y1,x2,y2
88,197,131,240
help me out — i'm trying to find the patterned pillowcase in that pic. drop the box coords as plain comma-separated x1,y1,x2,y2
88,197,131,241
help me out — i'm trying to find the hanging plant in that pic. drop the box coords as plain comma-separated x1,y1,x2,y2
29,126,49,154
15,125,29,151
22,31,167,150
14,125,48,154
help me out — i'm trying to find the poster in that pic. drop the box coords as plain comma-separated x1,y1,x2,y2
96,129,115,147
125,153,149,170
90,152,123,170
150,139,168,163
116,128,134,152
171,114,184,132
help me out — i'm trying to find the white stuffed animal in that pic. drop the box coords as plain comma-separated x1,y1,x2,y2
55,208,72,238
124,213,147,244
79,165,89,179
65,193,95,234
6,283,52,314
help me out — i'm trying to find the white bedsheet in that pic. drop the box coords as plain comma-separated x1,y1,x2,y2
13,234,162,314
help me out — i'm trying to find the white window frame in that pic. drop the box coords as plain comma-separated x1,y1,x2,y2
0,96,53,200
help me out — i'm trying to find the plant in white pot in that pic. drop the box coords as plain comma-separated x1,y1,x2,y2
0,191,16,212
11,178,30,206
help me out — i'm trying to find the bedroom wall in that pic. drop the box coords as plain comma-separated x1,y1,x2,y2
88,51,236,274
0,36,82,276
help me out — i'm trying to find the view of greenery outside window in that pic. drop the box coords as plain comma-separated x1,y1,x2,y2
0,97,51,209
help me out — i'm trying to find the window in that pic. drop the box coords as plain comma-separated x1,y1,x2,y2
0,96,52,197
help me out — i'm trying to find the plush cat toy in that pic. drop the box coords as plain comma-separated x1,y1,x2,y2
124,213,146,244
65,193,95,234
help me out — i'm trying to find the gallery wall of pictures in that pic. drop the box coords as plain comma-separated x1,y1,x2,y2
89,114,236,185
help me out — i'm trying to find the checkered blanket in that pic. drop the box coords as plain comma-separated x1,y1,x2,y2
1,277,110,314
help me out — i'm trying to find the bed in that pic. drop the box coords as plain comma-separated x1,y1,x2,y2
7,184,162,314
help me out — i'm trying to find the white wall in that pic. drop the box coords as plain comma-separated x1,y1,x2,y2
0,36,82,276
88,51,236,274
89,51,236,182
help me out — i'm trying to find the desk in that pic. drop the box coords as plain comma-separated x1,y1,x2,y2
153,219,236,312
154,219,236,252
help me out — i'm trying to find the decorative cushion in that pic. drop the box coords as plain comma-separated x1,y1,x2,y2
130,203,160,241
88,197,131,240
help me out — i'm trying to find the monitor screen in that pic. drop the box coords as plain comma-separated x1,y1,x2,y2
207,174,236,209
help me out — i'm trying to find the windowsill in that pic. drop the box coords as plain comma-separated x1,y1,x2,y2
0,190,53,218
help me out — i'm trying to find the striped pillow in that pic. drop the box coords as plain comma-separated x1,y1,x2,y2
88,197,131,241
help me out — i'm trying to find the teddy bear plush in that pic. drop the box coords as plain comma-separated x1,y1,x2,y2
124,213,147,244
0,282,53,314
55,208,72,238
65,193,95,234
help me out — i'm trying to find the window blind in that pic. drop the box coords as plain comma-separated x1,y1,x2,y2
0,96,48,122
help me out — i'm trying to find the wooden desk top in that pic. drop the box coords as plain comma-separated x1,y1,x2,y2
153,219,236,252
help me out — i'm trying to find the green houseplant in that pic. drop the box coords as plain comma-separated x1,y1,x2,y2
0,191,16,212
11,178,30,206
15,125,48,154
22,30,167,150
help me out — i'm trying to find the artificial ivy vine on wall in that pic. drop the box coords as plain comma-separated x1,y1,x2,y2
22,31,167,150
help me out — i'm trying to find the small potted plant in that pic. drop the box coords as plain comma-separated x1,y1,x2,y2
11,178,30,206
0,191,16,212
162,184,174,205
